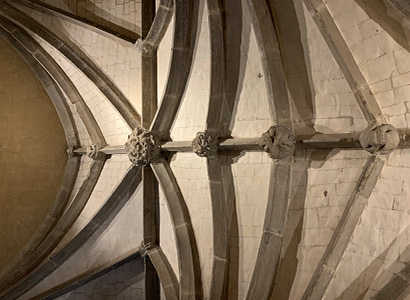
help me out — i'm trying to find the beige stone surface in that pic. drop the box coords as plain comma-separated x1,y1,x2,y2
6,0,410,299
0,37,67,271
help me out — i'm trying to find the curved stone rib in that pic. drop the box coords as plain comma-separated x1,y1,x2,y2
150,160,202,299
0,25,82,287
0,20,108,292
0,23,78,147
247,0,292,128
0,15,106,147
147,246,180,300
301,155,386,300
303,0,387,125
205,0,225,134
245,1,294,299
0,1,142,128
136,0,174,54
150,0,199,139
199,4,228,295
0,157,106,293
206,156,231,299
0,166,142,300
246,158,293,300
0,157,80,291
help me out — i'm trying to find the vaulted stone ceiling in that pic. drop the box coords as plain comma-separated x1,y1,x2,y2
1,0,410,300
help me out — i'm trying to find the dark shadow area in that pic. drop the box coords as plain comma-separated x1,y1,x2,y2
217,0,250,288
335,241,391,300
364,224,410,300
220,0,251,139
61,0,141,40
271,148,340,299
355,0,410,52
219,153,239,300
268,0,315,136
64,255,145,299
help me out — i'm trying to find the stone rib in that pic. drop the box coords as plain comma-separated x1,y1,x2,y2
0,26,81,291
207,156,230,299
137,0,174,54
246,158,293,300
303,0,387,125
151,159,202,300
0,166,142,300
245,1,294,299
247,0,291,128
150,0,199,139
201,0,230,298
0,1,142,128
0,15,106,147
205,0,225,134
301,155,386,300
147,246,180,300
140,0,161,298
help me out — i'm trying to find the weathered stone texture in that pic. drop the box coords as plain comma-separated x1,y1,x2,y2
359,124,400,154
125,127,161,166
259,125,295,159
192,131,218,157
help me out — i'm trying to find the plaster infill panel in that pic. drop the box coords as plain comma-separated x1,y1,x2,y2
327,0,410,129
28,34,132,145
229,6,271,139
224,151,271,300
169,152,213,299
325,149,410,300
295,0,368,134
288,149,369,300
55,155,131,249
169,0,210,141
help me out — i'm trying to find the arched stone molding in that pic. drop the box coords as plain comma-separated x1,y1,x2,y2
0,1,142,129
0,15,106,147
135,0,174,55
201,0,230,298
150,0,199,140
147,245,180,300
245,1,295,299
0,16,110,293
0,26,81,293
151,159,203,300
